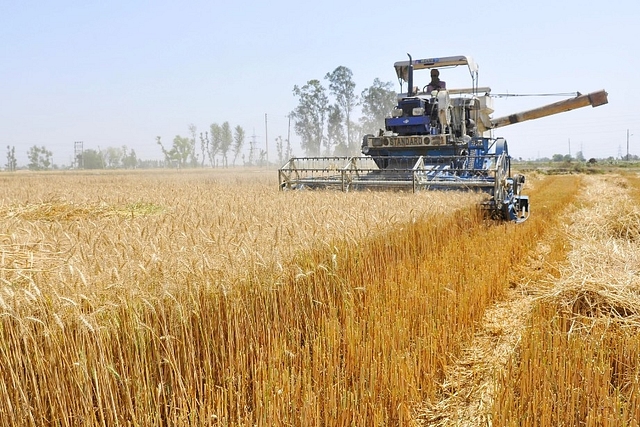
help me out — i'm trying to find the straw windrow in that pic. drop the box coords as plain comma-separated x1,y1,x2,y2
494,174,640,426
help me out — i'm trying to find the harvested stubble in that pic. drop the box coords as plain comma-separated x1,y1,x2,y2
415,174,582,426
0,170,576,425
493,175,640,426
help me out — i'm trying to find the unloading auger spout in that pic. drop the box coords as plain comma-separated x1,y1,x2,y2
490,90,608,130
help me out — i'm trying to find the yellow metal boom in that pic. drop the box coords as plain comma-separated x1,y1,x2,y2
490,90,608,130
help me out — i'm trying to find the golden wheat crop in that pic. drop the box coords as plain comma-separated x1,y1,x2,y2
0,169,479,300
1,169,624,426
1,169,485,425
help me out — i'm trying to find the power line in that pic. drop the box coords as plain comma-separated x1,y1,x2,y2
491,92,579,98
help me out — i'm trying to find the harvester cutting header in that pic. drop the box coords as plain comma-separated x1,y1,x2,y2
279,54,608,223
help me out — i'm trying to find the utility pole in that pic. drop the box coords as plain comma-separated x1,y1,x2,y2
627,129,631,161
264,113,269,165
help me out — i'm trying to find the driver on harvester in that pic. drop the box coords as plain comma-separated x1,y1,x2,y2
426,69,446,92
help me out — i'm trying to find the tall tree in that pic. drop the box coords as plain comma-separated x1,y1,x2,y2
171,136,194,168
199,131,208,167
82,149,105,169
275,136,284,165
284,136,293,161
122,148,138,169
232,125,245,167
6,145,17,171
156,135,193,168
104,146,123,168
360,78,397,135
325,66,357,154
209,123,222,167
326,105,345,155
292,79,329,156
200,132,211,166
220,122,233,167
156,136,171,165
27,145,53,171
188,123,199,167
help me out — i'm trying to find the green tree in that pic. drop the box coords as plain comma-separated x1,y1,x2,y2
220,122,233,167
275,136,284,165
75,150,83,169
6,145,17,171
349,121,364,156
326,105,345,155
232,125,245,167
27,145,53,171
122,148,137,169
200,132,211,166
274,135,293,164
171,136,194,167
199,131,208,167
104,146,123,168
82,149,105,169
156,136,193,168
552,154,565,162
360,78,397,135
188,123,199,167
575,150,585,162
209,123,222,167
284,136,293,161
292,79,329,156
325,66,357,154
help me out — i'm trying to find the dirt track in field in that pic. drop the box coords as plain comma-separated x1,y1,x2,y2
416,174,640,426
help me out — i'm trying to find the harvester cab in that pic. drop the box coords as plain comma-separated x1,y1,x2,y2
279,54,608,223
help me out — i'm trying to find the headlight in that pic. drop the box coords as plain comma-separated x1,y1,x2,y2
412,107,425,116
391,109,403,118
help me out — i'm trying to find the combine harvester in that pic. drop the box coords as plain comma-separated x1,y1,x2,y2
278,55,608,223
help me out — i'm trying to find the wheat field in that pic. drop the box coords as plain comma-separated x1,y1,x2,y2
0,169,638,426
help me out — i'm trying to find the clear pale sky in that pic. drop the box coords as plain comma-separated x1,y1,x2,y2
2,0,639,166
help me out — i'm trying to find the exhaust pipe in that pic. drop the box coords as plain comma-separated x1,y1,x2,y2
407,53,414,97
